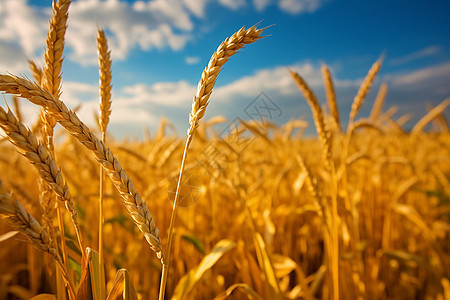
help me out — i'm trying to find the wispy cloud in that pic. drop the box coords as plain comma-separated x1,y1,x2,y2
389,45,441,66
252,0,325,13
279,0,323,14
253,0,273,11
219,0,247,10
185,56,201,65
387,62,450,88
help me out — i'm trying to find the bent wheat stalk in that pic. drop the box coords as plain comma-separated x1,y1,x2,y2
411,98,450,134
0,180,76,299
0,106,84,252
0,74,163,260
158,24,266,300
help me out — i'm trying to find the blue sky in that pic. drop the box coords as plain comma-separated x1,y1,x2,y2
1,0,449,139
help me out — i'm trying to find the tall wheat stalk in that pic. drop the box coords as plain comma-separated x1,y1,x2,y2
97,27,112,300
158,24,265,300
290,70,339,300
40,1,72,284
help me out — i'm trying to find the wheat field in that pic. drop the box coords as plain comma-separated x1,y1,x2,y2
0,1,449,300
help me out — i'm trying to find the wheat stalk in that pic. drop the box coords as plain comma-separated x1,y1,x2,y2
0,180,75,299
0,74,163,260
96,27,112,299
40,3,72,278
159,24,266,300
290,70,340,300
321,64,341,132
0,106,84,252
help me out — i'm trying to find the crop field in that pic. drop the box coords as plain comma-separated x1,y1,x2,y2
0,1,449,300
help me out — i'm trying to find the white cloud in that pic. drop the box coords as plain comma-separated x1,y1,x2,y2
213,62,360,101
66,0,194,65
0,0,203,68
253,0,273,11
0,41,29,73
0,0,49,72
182,0,209,17
0,0,329,72
390,45,441,66
121,81,195,106
185,56,201,65
218,0,247,10
279,0,323,14
0,0,48,57
388,62,450,87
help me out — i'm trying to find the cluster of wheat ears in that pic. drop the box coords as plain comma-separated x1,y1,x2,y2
0,1,449,299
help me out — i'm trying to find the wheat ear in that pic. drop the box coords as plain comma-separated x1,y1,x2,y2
0,106,84,252
321,64,341,131
97,28,112,135
12,95,22,123
159,24,266,300
42,0,70,97
28,60,43,85
412,98,450,134
0,180,75,299
348,59,382,129
290,71,333,169
0,75,163,260
41,0,71,153
369,82,387,122
188,25,265,136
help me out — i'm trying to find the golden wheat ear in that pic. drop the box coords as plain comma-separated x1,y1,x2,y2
97,28,112,136
188,24,266,136
348,58,383,130
321,64,341,132
289,70,333,170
